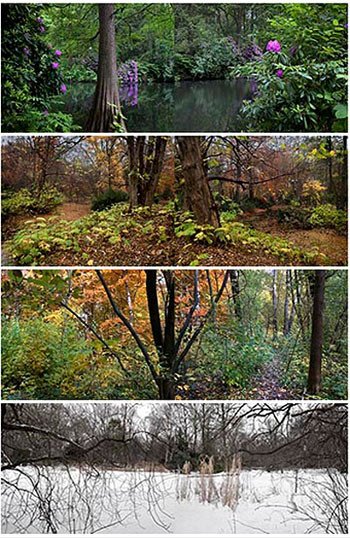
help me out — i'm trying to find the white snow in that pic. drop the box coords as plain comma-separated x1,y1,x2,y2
1,466,347,534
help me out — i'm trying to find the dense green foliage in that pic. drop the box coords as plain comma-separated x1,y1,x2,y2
231,5,348,131
2,4,75,131
91,189,129,211
199,322,273,390
277,204,347,233
177,3,348,131
2,4,347,132
1,317,155,400
2,187,64,219
174,210,320,264
45,4,174,83
309,204,347,233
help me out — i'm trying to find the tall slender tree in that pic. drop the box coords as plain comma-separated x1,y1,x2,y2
307,270,326,394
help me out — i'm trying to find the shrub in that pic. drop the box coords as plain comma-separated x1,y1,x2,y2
2,187,64,218
2,5,74,132
198,323,273,390
91,189,129,211
301,180,327,207
231,5,347,132
1,317,127,400
309,204,347,232
276,206,312,228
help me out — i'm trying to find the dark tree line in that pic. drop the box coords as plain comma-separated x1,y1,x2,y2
2,402,347,473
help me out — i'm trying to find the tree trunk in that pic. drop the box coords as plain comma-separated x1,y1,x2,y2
145,270,176,400
283,270,293,336
127,136,140,209
272,270,278,339
157,378,175,400
127,137,167,209
229,270,242,320
177,136,220,227
338,136,347,209
307,270,326,394
144,137,167,207
326,136,334,199
87,4,125,132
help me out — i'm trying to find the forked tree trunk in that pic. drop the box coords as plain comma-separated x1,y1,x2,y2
127,137,167,209
144,137,168,207
87,4,125,132
307,270,325,394
177,137,220,227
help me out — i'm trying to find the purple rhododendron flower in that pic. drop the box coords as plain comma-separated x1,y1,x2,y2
39,25,45,33
23,47,30,56
266,40,281,53
243,43,263,61
276,69,284,78
55,50,62,56
118,60,138,85
43,110,49,116
60,83,67,93
51,61,59,69
36,17,43,23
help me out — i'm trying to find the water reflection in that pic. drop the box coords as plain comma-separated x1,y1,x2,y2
173,79,251,131
63,78,251,132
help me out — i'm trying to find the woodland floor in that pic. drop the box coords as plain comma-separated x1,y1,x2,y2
246,354,298,400
2,203,347,267
242,208,347,266
175,351,300,400
175,369,299,400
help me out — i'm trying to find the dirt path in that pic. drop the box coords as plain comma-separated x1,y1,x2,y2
249,354,297,400
50,202,91,221
241,210,347,266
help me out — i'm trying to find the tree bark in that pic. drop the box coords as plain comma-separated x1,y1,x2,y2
177,136,220,227
229,270,242,321
272,270,278,339
127,136,167,209
144,137,167,207
338,136,347,209
127,136,141,209
87,4,125,132
307,270,326,394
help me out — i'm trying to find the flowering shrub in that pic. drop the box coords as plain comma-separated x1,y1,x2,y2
266,40,282,53
2,5,72,131
230,4,347,131
117,60,138,85
117,60,139,106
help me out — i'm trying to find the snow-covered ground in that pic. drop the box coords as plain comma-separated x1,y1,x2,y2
1,466,347,534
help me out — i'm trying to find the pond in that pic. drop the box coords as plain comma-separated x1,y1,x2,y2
63,78,252,132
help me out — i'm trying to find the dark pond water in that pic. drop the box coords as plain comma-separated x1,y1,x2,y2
63,78,252,132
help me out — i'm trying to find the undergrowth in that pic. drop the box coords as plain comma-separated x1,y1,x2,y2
7,203,170,265
195,323,273,391
175,211,321,264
